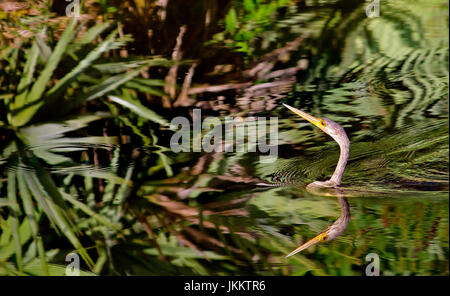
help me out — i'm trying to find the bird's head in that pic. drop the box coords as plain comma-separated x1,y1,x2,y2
283,103,348,146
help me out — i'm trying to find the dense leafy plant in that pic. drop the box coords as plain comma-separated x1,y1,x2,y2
211,0,292,55
0,14,171,274
0,0,448,276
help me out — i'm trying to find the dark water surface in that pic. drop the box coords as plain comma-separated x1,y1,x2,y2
1,0,448,275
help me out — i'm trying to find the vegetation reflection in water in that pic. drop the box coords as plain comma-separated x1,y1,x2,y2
0,0,448,275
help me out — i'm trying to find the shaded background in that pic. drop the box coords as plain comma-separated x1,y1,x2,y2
0,0,448,275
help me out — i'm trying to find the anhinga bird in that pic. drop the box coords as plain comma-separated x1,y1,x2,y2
282,104,351,257
283,103,350,189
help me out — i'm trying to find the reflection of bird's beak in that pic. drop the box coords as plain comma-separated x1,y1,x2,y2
283,103,325,132
286,231,328,258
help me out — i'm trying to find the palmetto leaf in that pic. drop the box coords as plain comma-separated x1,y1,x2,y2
7,172,23,273
11,39,39,114
10,18,78,127
67,22,112,53
44,28,125,103
69,67,144,107
108,95,168,125
17,169,49,275
21,166,94,269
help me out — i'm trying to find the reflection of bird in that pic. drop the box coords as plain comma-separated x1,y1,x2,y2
286,194,350,257
283,104,351,257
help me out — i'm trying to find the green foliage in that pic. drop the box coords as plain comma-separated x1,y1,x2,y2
2,19,168,127
213,0,292,54
0,11,171,274
0,0,448,276
11,18,78,126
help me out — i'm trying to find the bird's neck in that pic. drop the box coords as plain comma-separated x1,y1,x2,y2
330,196,351,237
329,136,349,186
337,196,350,223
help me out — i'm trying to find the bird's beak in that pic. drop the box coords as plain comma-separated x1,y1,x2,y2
286,231,328,258
283,103,325,132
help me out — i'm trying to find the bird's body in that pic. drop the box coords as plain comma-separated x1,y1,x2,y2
282,104,351,257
